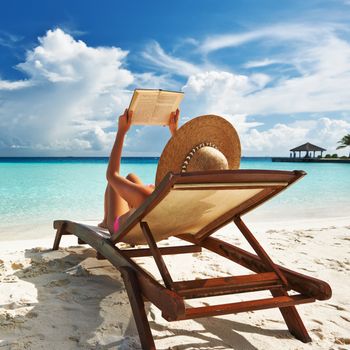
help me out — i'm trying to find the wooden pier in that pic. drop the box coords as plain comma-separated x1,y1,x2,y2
272,157,350,163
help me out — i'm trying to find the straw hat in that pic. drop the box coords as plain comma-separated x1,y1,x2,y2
155,115,241,185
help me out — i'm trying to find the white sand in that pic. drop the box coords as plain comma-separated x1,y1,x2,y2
1,218,350,349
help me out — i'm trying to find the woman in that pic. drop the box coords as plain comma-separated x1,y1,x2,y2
99,108,179,235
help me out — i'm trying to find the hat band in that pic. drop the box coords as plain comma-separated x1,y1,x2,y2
181,142,218,173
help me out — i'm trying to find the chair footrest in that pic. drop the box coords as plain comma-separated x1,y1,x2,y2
173,272,283,299
176,294,315,320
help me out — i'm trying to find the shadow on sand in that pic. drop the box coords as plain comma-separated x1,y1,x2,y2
8,246,294,349
9,246,140,349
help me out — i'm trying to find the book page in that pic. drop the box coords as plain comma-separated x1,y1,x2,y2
153,91,184,124
129,90,159,124
128,89,184,125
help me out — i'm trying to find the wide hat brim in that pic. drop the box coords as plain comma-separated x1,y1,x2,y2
155,114,241,185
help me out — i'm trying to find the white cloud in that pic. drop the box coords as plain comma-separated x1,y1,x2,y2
242,118,350,156
133,72,178,90
142,41,204,76
124,125,173,156
239,36,350,114
17,28,132,85
199,23,338,54
243,59,280,68
0,28,135,155
138,24,349,147
179,25,350,116
0,31,23,48
180,68,350,155
137,25,350,157
0,79,32,90
1,23,350,157
181,70,269,130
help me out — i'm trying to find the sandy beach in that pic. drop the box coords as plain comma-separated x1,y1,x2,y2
1,0,350,348
1,217,349,350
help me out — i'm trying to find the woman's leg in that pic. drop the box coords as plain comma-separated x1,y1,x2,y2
126,173,143,188
107,172,153,210
106,183,130,234
98,186,109,228
99,172,144,228
105,173,151,234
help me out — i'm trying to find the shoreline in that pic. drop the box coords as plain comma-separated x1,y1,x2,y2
1,214,349,243
272,157,350,163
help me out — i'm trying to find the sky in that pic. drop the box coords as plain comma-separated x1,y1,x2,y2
1,0,350,157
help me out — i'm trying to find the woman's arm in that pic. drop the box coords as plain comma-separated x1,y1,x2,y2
106,109,131,178
106,109,153,208
169,109,180,136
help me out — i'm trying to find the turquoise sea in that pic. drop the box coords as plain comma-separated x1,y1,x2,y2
1,157,349,238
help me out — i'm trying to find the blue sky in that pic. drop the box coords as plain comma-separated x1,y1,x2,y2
1,0,350,156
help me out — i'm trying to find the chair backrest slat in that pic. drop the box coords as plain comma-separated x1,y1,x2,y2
173,182,289,189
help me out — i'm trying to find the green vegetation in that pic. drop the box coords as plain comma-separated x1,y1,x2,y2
323,153,349,160
336,134,350,158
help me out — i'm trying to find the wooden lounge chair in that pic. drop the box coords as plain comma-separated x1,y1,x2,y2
53,169,332,349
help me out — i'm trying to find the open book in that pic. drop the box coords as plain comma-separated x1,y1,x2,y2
128,89,184,125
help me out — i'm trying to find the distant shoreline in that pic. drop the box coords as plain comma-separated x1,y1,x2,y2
0,156,157,163
0,156,272,163
1,156,349,164
272,157,350,163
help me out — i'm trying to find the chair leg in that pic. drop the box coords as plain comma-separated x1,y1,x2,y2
120,266,156,350
140,222,174,290
234,216,288,287
78,238,86,244
53,223,66,250
271,289,311,343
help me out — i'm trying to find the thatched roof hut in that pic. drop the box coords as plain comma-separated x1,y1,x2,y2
290,142,326,158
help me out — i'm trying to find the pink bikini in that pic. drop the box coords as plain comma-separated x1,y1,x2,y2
113,217,120,234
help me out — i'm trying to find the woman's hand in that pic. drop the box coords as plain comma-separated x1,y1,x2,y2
169,109,179,136
118,109,133,135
